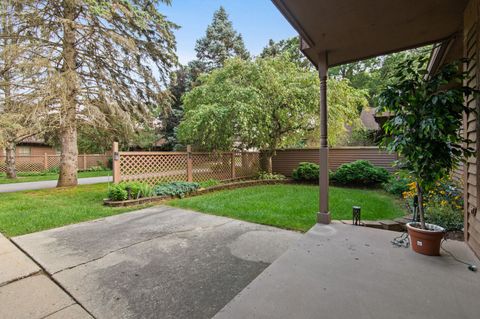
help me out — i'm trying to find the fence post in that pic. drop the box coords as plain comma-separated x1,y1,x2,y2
112,142,120,184
231,152,236,179
83,153,87,171
187,145,193,182
44,153,48,170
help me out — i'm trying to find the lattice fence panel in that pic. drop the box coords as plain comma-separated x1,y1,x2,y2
120,152,188,185
47,156,60,171
192,153,232,182
235,152,260,178
15,156,45,172
0,157,5,173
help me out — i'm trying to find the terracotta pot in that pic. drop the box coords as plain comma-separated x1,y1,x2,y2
406,222,445,256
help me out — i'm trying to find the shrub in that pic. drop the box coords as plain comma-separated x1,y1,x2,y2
256,171,286,180
383,171,412,196
330,160,389,186
108,184,129,201
154,182,200,198
108,182,153,201
402,176,463,211
199,179,221,188
292,162,319,182
425,203,464,231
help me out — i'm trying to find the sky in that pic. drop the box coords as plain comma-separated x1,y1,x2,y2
158,0,297,65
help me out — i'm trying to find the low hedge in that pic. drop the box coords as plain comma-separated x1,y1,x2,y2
331,160,390,186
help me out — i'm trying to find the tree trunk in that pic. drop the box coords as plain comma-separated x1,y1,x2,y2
260,151,273,173
5,142,17,179
417,183,426,229
57,1,78,187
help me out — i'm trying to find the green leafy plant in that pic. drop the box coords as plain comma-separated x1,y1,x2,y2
292,162,319,182
256,171,286,180
330,160,389,186
379,56,476,228
154,182,200,198
108,182,153,201
199,179,221,188
383,171,412,196
108,184,129,201
425,203,464,231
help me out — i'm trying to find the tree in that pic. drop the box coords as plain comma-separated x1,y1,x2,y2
0,0,55,179
379,56,475,229
20,0,178,186
260,37,310,69
195,6,250,71
305,79,368,146
178,56,318,172
330,47,431,107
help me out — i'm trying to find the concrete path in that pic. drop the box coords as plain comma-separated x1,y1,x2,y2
0,176,112,193
0,234,92,319
12,206,301,319
214,222,480,319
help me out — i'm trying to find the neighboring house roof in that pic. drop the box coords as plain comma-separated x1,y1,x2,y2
360,108,379,130
18,136,48,146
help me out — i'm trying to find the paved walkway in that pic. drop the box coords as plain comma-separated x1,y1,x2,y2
0,176,112,193
0,234,93,319
214,222,480,319
11,206,301,319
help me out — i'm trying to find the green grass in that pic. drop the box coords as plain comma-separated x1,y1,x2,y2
0,183,149,237
0,170,111,184
169,184,406,232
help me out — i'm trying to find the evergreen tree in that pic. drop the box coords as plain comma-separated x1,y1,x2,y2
195,6,250,71
260,37,310,69
18,0,178,186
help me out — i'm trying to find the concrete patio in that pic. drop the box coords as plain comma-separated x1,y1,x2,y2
214,222,480,319
12,206,302,319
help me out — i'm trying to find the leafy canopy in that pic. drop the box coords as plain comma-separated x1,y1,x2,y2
379,56,475,190
177,56,317,152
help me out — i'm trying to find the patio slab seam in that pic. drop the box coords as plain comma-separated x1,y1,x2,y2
48,219,235,275
8,238,97,319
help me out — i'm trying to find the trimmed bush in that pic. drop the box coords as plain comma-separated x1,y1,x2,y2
154,182,200,198
330,160,389,186
292,162,319,182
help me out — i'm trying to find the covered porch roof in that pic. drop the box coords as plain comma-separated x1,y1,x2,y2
272,0,468,67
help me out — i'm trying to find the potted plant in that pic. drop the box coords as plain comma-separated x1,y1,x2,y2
379,56,476,256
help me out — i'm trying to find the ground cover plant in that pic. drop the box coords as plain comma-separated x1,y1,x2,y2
168,184,405,232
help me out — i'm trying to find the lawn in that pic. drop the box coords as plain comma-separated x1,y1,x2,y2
0,183,149,237
0,170,111,184
169,184,406,232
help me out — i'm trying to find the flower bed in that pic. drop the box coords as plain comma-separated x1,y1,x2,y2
103,179,294,207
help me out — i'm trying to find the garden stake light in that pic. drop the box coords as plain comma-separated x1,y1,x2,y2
353,206,361,225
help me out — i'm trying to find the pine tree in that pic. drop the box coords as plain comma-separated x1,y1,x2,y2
195,6,250,71
17,0,178,186
0,0,55,179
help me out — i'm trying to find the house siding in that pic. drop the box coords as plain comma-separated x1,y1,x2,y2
464,0,480,258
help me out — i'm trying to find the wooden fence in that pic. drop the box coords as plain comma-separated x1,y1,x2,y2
0,154,110,173
113,143,260,185
269,147,398,177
